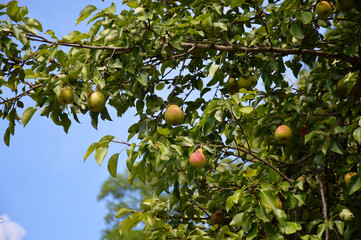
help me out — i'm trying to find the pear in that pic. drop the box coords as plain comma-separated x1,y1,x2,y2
274,125,293,144
164,105,184,125
57,86,74,105
88,92,106,112
189,148,207,168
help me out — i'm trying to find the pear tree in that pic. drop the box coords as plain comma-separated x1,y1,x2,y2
1,0,361,239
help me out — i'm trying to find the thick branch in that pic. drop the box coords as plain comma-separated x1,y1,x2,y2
6,32,360,66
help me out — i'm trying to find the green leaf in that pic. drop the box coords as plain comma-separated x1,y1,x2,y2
230,212,243,227
115,208,134,218
209,64,219,78
255,204,271,222
226,195,237,212
23,17,43,31
295,11,313,24
4,128,10,146
347,175,361,195
77,5,97,25
107,153,119,178
317,223,327,239
213,22,227,31
84,143,98,161
259,190,277,210
334,220,344,235
290,21,304,39
353,127,361,143
282,222,298,234
21,107,37,127
137,72,148,86
95,144,109,166
330,139,343,155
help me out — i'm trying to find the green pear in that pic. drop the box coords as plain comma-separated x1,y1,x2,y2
87,91,106,112
57,86,74,105
316,1,333,19
238,75,253,90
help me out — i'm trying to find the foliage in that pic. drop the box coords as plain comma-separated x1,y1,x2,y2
98,172,159,239
1,0,361,239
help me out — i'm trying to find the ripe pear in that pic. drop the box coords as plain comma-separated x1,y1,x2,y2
189,148,207,168
211,210,224,225
274,125,293,144
164,105,184,125
87,91,106,112
316,1,333,19
344,172,357,185
333,81,347,98
57,86,74,105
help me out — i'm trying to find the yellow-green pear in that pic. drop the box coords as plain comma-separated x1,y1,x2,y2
316,1,333,19
238,75,253,90
274,125,293,144
57,86,74,105
88,91,106,112
164,105,184,125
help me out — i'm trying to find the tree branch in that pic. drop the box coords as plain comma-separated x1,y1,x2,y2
319,180,329,240
6,32,360,66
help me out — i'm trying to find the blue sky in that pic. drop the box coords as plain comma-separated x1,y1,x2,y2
0,1,132,239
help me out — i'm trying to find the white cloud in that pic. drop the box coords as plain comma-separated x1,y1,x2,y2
0,215,26,240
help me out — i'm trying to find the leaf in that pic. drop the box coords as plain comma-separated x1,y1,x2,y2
137,72,148,86
290,21,304,39
4,128,10,146
353,127,361,143
84,143,98,161
77,5,97,25
330,138,343,155
317,223,327,239
255,204,271,222
334,220,344,235
23,17,42,31
213,22,227,31
296,11,313,24
282,222,298,234
209,64,219,78
259,190,277,210
107,153,119,178
21,107,37,127
116,208,134,218
226,195,237,212
230,212,243,227
347,175,361,195
95,145,108,166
